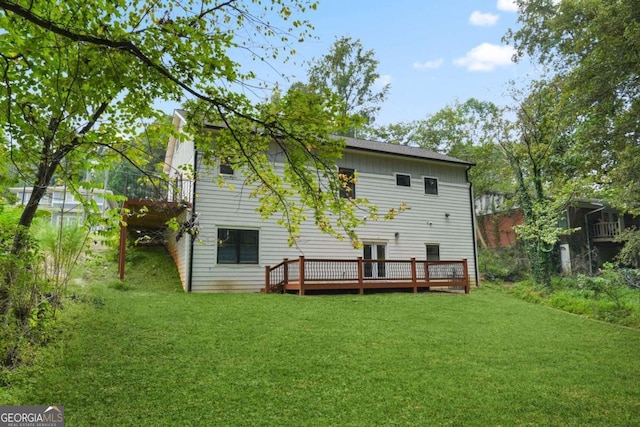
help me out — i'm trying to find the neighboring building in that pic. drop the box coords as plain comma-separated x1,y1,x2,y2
10,185,117,226
475,192,523,249
559,200,640,273
476,193,640,274
163,110,478,293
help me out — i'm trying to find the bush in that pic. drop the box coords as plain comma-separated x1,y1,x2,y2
479,247,529,282
507,265,640,328
33,220,89,303
547,291,591,315
0,211,89,368
0,225,56,368
510,279,546,303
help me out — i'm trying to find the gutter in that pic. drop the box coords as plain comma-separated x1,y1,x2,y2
187,150,198,293
466,166,480,287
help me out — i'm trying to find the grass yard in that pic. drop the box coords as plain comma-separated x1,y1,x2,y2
3,247,640,426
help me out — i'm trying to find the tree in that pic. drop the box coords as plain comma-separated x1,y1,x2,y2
107,118,171,198
498,80,587,287
413,99,513,196
366,99,513,196
307,36,389,132
505,0,640,214
505,0,640,275
0,0,396,331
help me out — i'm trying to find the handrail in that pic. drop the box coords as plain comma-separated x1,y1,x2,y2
116,172,193,204
590,221,620,239
265,257,470,295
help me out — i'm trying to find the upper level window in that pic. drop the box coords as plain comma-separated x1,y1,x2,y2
424,177,438,195
396,173,411,187
217,228,259,264
219,158,234,175
338,168,356,199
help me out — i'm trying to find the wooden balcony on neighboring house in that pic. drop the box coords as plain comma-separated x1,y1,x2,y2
265,257,470,295
590,221,621,242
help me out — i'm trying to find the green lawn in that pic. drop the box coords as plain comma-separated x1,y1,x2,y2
3,247,640,426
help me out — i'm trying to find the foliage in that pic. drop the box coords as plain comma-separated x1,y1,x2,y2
365,99,513,196
106,118,171,197
187,86,407,247
307,36,389,129
505,0,640,215
478,246,529,282
1,0,395,333
0,206,22,228
615,227,640,268
32,220,89,306
0,224,55,368
509,267,640,328
499,80,586,287
0,208,92,368
0,0,320,231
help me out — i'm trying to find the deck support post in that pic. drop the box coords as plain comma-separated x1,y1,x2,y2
264,266,270,293
411,258,417,293
283,258,289,287
357,257,364,295
299,256,305,296
463,258,470,294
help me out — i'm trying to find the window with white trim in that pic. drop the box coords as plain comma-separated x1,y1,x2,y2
338,167,356,198
219,158,234,175
217,228,259,264
395,173,411,187
424,177,438,195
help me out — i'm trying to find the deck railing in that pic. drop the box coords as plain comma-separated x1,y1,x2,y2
265,257,469,295
117,172,193,203
590,222,620,240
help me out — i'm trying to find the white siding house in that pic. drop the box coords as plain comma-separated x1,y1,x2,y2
164,110,478,293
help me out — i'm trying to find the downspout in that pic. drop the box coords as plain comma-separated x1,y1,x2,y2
466,166,480,287
584,204,605,275
187,150,198,293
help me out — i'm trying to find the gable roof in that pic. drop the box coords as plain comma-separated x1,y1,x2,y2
341,136,473,166
172,109,473,167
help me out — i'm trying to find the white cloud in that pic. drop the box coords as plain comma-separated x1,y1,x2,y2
413,58,444,70
497,0,518,12
375,74,392,88
469,11,499,26
453,43,515,72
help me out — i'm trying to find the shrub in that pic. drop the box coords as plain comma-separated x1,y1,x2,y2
547,291,591,315
508,264,640,328
615,227,640,268
479,246,529,282
0,225,56,368
33,220,89,301
1,213,89,368
510,279,546,303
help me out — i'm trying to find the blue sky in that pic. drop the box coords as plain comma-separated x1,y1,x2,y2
164,0,534,126
293,0,532,125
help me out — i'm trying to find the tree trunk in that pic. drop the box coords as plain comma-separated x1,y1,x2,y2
1,158,61,322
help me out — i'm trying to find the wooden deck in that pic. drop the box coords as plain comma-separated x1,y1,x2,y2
264,257,470,295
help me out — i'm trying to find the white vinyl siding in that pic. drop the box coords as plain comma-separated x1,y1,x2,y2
186,152,476,293
164,210,192,291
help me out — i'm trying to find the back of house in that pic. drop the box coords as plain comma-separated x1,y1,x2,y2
164,110,478,292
